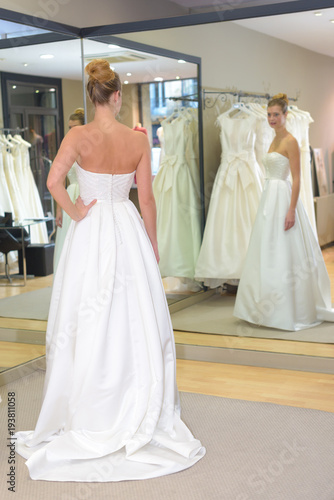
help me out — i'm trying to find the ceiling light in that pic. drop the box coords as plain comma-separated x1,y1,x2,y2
49,88,56,92
23,63,28,67
40,54,54,59
126,72,132,76
35,90,40,93
314,11,322,16
176,76,180,80
178,59,186,64
154,77,163,82
12,85,16,89
124,80,129,84
108,44,120,49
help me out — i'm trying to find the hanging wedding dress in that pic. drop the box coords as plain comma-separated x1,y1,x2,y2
0,149,14,216
234,152,334,331
195,112,263,287
16,164,205,481
153,115,202,281
53,163,80,272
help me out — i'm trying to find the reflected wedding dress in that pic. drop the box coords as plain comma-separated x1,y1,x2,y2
16,164,205,481
234,152,334,331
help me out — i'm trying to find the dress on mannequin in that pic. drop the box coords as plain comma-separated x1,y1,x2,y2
195,113,263,287
234,152,334,331
15,164,205,482
53,163,80,272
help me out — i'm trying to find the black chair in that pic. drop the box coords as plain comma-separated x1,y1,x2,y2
0,228,30,285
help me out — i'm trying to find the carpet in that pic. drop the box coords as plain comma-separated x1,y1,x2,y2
0,370,333,500
0,288,52,321
171,294,334,344
0,289,189,321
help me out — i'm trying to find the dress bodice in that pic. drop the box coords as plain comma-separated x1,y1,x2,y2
162,117,187,160
217,114,258,160
76,164,135,204
263,152,290,181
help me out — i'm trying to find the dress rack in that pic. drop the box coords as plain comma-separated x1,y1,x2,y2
166,93,199,102
0,127,29,133
202,89,299,109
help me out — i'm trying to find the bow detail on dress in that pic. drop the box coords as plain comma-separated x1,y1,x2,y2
223,150,255,190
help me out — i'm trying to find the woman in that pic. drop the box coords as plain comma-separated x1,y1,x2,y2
15,59,205,481
53,108,84,272
234,93,334,331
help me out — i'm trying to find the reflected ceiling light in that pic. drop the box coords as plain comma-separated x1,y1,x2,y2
331,19,334,23
23,63,28,67
154,77,163,82
108,44,120,49
35,90,40,93
178,59,186,64
314,11,322,16
124,80,129,84
126,72,132,76
176,76,180,80
12,85,16,89
49,88,56,92
40,54,54,59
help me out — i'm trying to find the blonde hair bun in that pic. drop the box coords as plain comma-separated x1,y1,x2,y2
85,59,115,84
272,93,289,105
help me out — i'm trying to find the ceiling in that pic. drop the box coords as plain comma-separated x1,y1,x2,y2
0,4,333,82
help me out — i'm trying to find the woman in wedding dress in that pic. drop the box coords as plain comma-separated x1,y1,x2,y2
15,59,205,481
234,94,334,331
53,108,84,272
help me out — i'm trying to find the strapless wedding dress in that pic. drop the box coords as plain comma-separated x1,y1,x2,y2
234,152,334,331
15,164,205,481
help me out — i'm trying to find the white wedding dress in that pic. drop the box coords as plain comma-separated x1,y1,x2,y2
195,114,263,287
234,152,334,331
16,164,205,481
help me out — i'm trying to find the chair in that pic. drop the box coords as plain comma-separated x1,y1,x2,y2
0,228,30,285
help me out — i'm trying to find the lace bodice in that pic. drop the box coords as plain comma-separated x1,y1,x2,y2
76,164,135,204
263,152,290,181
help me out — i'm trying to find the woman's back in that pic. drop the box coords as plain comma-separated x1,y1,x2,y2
74,117,147,175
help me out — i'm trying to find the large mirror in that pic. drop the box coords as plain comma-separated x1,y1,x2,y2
1,4,334,382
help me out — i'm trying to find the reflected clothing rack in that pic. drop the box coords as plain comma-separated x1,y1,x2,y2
202,89,299,109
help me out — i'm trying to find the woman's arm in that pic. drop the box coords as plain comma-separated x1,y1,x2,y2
47,129,96,222
285,136,301,231
136,134,159,262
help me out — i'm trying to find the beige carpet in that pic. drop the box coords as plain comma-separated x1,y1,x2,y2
0,289,186,321
1,370,334,499
171,294,334,344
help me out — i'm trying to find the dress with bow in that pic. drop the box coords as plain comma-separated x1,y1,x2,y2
153,115,201,280
195,113,263,287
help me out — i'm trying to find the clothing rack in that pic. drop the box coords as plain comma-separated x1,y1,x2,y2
166,93,199,102
202,89,299,109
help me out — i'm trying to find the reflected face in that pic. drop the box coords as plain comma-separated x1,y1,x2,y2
267,105,287,130
68,119,82,130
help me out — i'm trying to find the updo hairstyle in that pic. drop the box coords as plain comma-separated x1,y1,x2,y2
268,93,289,114
69,107,85,125
85,59,122,105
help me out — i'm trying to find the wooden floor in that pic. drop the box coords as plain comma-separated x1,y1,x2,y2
0,246,333,413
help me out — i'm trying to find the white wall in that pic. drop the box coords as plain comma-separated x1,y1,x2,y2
118,21,334,193
62,78,84,132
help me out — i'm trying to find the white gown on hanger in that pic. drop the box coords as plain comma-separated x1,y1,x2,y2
15,164,205,482
234,152,334,331
153,117,202,280
195,113,263,287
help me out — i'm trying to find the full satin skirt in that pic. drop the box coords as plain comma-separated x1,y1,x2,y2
234,179,334,331
15,200,204,481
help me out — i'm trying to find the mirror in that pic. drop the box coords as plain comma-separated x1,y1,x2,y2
82,36,205,300
108,10,334,369
0,24,84,379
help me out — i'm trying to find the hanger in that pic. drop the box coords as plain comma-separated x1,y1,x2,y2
13,134,31,147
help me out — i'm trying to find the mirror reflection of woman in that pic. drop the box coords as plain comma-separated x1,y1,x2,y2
53,108,84,272
15,59,205,482
234,93,334,331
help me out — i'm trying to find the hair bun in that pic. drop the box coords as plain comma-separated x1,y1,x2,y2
272,93,289,105
85,59,115,84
